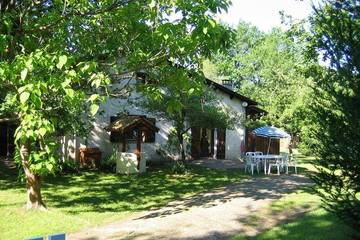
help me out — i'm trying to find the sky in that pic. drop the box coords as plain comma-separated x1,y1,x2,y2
217,0,317,32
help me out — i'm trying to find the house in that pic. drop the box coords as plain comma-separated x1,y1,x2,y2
61,74,266,164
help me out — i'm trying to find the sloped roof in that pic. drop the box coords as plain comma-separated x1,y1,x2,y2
247,105,267,115
106,116,159,133
205,79,258,106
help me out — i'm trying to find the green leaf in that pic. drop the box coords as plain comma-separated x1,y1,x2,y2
31,95,42,108
46,163,54,172
65,88,75,98
149,0,156,8
20,92,30,104
89,104,99,116
88,94,99,102
38,128,47,137
21,68,28,81
203,27,208,35
56,55,68,69
67,70,76,77
208,19,216,28
61,79,71,88
188,88,195,95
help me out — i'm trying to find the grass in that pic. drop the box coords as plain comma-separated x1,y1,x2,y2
1,153,354,240
232,154,354,240
0,162,246,240
232,191,353,240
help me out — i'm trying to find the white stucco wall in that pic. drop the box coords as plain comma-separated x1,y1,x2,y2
214,89,246,160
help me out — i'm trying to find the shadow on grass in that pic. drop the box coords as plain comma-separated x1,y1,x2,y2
1,158,313,218
100,206,352,240
136,174,312,220
0,158,23,190
47,166,249,213
233,208,354,240
1,163,251,215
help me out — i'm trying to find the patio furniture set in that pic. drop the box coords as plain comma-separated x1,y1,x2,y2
244,151,297,175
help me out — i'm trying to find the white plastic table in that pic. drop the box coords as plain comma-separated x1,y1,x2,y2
251,154,284,174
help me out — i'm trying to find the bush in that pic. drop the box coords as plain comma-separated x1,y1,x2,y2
171,160,187,174
101,151,118,172
306,0,360,236
59,160,80,174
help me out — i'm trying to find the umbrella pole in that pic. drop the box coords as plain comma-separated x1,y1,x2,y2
267,138,272,154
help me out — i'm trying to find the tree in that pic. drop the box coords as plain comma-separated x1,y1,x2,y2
138,66,237,162
306,0,360,233
210,21,313,138
0,0,232,209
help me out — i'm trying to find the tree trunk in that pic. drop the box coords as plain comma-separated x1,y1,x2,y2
20,142,46,210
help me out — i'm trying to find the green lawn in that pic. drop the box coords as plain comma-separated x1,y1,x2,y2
0,163,246,240
232,154,354,240
232,190,353,240
0,154,354,240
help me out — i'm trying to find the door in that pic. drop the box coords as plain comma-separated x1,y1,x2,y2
216,129,226,159
0,123,7,157
200,128,211,157
191,127,201,159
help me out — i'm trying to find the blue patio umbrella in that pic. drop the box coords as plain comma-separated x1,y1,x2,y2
252,126,291,154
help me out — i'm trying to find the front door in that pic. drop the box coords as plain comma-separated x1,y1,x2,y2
200,128,211,157
191,127,201,159
0,122,16,157
216,129,226,159
0,123,7,157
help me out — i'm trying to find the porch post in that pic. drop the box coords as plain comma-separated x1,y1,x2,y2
135,129,142,169
213,128,217,159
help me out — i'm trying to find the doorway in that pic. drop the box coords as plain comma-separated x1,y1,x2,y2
0,122,16,158
191,128,218,159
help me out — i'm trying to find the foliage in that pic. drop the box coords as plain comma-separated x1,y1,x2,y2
210,21,314,136
171,160,188,174
1,50,107,175
162,128,191,160
58,160,80,174
0,0,233,207
306,0,360,234
101,149,118,172
202,59,221,82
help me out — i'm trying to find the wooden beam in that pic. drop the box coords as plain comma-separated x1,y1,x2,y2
0,118,18,123
135,129,141,169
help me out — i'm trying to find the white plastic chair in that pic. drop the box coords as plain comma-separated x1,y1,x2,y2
282,153,297,174
254,151,264,169
267,157,282,175
245,152,259,175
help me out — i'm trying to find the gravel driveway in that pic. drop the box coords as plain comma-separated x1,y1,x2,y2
69,174,311,240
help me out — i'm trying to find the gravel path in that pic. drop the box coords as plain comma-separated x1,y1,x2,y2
69,174,311,240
